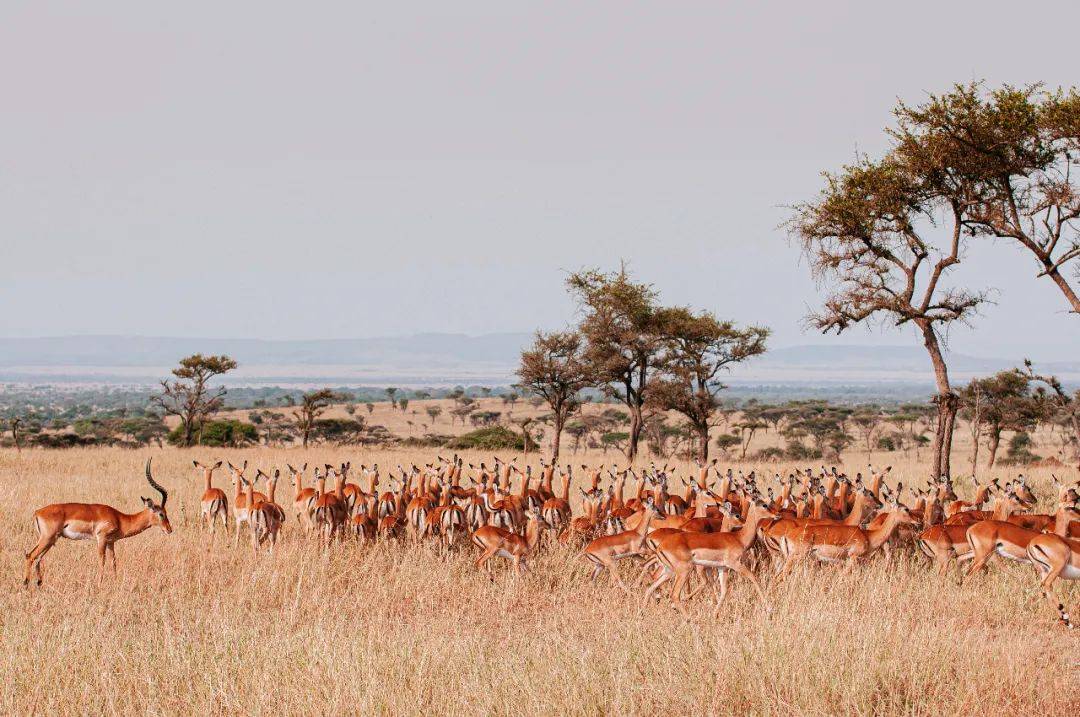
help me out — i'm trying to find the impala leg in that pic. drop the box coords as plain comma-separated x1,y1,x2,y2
687,567,716,601
637,557,661,585
475,548,497,576
733,562,770,611
772,554,798,586
107,543,117,575
24,533,57,587
712,570,731,616
96,535,109,582
643,567,671,606
607,559,632,591
936,546,951,576
964,542,995,579
668,570,692,617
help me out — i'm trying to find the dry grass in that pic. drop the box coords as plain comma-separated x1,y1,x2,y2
1,447,1077,716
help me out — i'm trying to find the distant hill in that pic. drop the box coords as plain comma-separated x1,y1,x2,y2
0,334,1075,387
0,333,531,367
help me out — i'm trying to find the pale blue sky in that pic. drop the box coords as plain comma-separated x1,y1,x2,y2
1,2,1077,360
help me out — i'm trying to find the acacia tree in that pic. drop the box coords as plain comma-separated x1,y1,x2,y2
516,331,592,463
892,83,1080,314
648,308,768,462
960,371,1040,469
790,155,986,478
151,354,238,447
851,408,885,462
1022,359,1080,467
293,389,341,447
567,267,664,463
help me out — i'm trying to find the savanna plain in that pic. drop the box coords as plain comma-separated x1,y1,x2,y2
1,443,1077,717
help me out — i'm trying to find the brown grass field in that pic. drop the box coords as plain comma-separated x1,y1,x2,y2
1,445,1077,716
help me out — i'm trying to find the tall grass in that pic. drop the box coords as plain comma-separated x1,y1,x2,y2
0,448,1076,715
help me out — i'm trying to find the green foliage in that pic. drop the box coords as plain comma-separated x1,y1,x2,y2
312,417,366,445
446,426,528,451
714,433,741,452
168,420,257,447
1002,431,1041,465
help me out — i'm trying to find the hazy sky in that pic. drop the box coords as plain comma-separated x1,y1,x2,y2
2,2,1078,360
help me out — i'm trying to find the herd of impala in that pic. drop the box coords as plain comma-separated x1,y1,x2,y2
21,455,1080,627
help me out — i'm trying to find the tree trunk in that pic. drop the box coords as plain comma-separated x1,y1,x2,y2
940,396,957,477
696,422,709,463
1044,264,1080,315
986,428,1001,468
919,322,955,478
551,414,564,464
626,406,643,464
969,429,980,478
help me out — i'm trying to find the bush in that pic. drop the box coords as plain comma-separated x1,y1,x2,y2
877,436,897,452
400,434,454,448
784,442,821,461
715,433,741,452
169,420,258,447
1001,432,1041,465
30,433,101,448
312,418,365,444
753,446,785,461
447,426,528,451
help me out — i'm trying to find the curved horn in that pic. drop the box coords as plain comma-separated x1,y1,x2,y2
145,458,168,508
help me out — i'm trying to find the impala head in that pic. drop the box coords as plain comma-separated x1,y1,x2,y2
287,463,309,487
747,498,778,524
141,458,172,534
1011,476,1037,508
526,508,550,530
193,459,223,474
227,460,248,486
887,483,915,524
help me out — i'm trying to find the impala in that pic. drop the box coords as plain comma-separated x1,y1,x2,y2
249,469,286,554
472,509,549,575
24,459,171,587
313,465,348,545
287,463,315,533
427,478,467,548
774,489,916,583
762,484,882,555
194,459,228,534
541,465,573,531
582,498,660,589
228,461,267,546
1026,531,1080,628
644,499,778,615
963,497,1080,578
918,489,1026,575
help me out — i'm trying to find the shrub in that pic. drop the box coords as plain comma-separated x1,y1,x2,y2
447,426,527,451
168,420,258,447
753,446,785,461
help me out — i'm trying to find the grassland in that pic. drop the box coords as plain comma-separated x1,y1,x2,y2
1,447,1077,716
